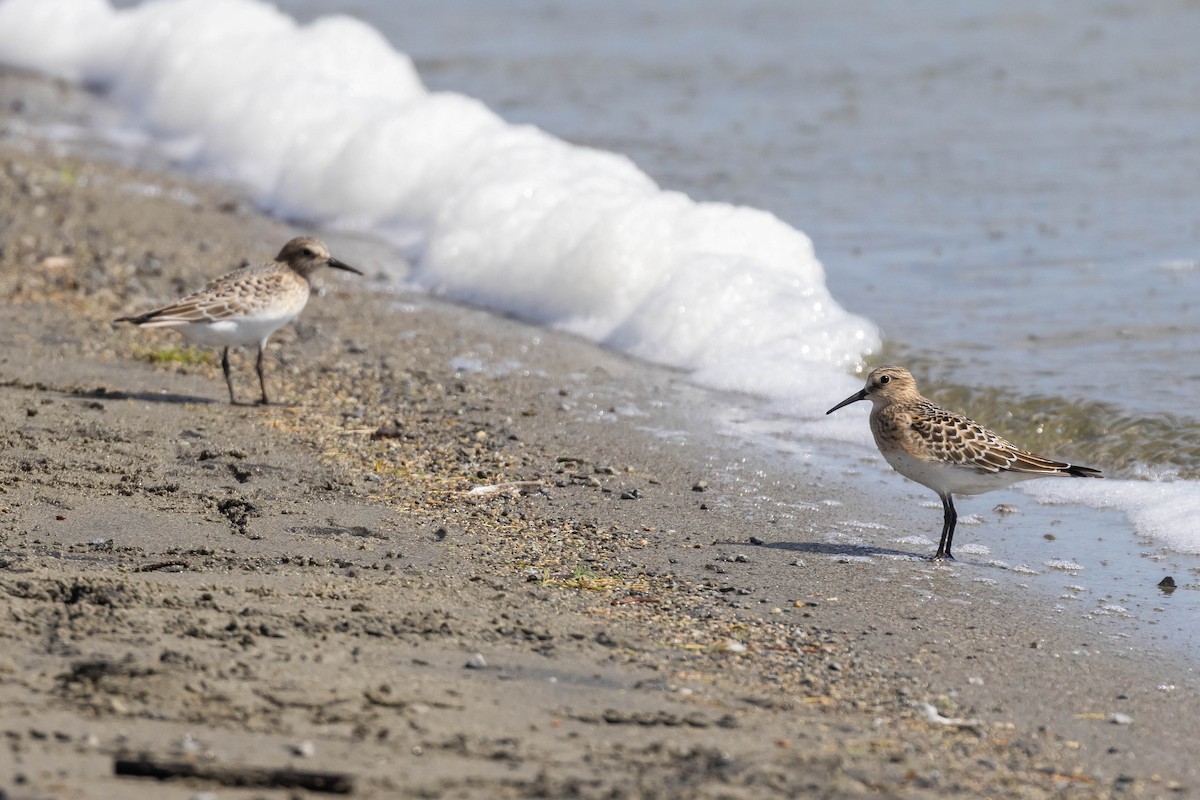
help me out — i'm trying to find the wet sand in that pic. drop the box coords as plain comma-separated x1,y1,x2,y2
0,67,1197,799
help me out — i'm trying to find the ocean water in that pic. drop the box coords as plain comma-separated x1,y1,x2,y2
2,0,1199,654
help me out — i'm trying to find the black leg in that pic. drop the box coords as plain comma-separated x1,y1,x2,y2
934,494,957,560
255,343,269,405
221,346,237,405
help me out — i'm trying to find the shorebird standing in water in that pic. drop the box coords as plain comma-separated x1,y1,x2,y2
115,236,362,405
826,366,1102,559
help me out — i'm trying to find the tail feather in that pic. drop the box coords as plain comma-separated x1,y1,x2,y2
114,311,157,325
1066,464,1103,479
1009,450,1103,479
115,309,182,327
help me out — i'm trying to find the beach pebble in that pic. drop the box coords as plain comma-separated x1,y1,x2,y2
465,653,488,670
290,740,316,757
692,480,709,492
39,256,72,272
1108,712,1133,725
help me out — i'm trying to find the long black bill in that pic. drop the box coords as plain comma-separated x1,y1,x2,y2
826,388,867,415
328,256,364,275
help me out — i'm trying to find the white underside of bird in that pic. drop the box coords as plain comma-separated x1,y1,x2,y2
137,311,299,348
880,449,1047,497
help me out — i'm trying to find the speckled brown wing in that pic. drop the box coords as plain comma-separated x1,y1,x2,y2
120,266,297,326
908,402,1075,475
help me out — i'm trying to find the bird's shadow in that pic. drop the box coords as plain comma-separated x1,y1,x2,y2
761,540,924,560
287,525,386,540
758,540,1008,572
70,387,304,408
70,387,217,405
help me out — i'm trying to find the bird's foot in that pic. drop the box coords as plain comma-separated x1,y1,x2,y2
931,551,955,562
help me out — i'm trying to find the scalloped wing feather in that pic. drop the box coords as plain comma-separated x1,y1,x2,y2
910,404,1074,476
124,268,297,327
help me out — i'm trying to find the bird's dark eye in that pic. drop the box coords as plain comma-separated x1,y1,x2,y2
303,248,316,257
879,374,891,385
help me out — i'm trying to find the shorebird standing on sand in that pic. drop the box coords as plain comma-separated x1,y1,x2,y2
826,365,1102,560
115,236,362,405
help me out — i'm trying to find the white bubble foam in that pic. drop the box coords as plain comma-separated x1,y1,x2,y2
1025,478,1200,555
1044,558,1085,572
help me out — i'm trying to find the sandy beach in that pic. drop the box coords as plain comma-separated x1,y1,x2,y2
0,67,1197,799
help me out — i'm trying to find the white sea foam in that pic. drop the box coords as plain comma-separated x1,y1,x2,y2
0,0,877,414
1025,478,1200,555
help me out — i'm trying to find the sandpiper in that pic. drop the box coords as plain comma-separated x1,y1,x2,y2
115,236,362,405
826,366,1102,559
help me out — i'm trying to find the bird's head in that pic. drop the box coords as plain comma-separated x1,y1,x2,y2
277,236,363,277
826,365,920,414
